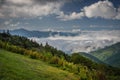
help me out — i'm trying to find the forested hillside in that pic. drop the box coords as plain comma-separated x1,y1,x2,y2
0,31,120,80
91,42,120,67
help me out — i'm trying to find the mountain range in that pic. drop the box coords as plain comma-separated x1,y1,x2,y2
80,42,120,68
0,28,79,38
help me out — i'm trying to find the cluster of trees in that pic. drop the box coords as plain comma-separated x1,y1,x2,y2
0,31,69,59
0,31,39,49
71,53,99,69
0,31,120,80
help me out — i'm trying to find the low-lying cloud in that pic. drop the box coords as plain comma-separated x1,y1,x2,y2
30,30,120,53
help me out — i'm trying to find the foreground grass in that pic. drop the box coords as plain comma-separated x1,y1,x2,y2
0,49,79,80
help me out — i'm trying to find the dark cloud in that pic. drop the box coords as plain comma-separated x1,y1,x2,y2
0,0,64,18
0,0,6,4
0,0,6,7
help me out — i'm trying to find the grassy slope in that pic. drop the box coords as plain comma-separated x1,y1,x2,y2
0,49,79,80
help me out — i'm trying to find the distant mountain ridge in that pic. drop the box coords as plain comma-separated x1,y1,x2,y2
0,28,80,38
90,42,120,68
78,52,105,64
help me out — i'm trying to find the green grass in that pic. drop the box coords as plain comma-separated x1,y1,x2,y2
0,49,79,80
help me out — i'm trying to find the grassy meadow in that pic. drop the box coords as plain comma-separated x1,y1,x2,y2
0,49,79,80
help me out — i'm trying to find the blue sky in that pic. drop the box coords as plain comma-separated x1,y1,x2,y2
0,0,120,31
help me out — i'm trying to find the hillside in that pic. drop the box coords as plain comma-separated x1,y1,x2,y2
78,52,104,64
91,42,120,67
0,49,79,80
0,32,98,80
0,32,120,80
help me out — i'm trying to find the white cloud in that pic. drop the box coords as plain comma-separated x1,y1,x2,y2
9,22,20,27
58,0,120,21
4,19,13,25
6,0,33,5
115,7,120,19
4,21,11,25
83,0,116,19
3,20,20,27
57,11,84,21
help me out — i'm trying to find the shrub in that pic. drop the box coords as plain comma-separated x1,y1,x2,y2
49,56,59,64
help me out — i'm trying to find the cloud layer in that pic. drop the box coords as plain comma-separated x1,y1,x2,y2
30,30,120,53
0,0,63,18
0,0,120,20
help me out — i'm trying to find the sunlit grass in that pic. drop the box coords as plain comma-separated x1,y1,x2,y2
0,49,79,80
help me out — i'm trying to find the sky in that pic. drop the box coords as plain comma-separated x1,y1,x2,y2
0,0,120,31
